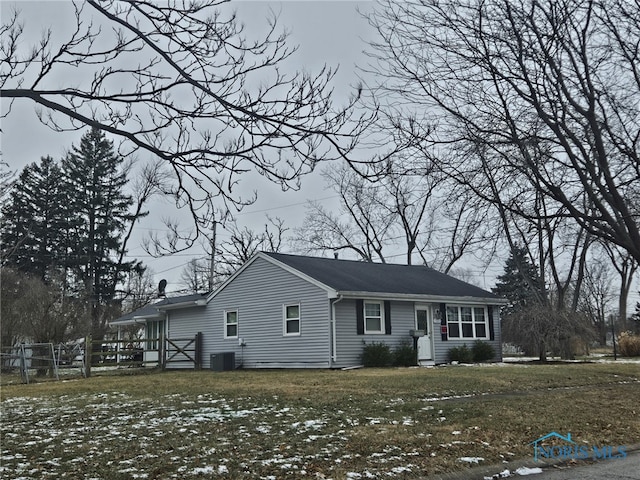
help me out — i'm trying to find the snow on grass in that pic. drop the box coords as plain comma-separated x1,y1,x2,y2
2,391,442,478
3,364,637,478
515,466,543,475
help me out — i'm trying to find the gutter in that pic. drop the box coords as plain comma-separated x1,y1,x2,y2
156,299,207,311
335,291,508,305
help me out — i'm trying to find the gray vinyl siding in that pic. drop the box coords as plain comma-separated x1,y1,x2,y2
205,257,331,368
165,307,206,369
160,255,502,369
333,299,416,368
433,305,502,364
334,300,502,367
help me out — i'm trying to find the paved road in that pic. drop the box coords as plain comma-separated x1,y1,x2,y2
528,449,640,480
435,448,640,480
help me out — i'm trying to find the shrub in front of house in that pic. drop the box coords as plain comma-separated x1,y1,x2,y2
618,332,640,357
362,342,393,367
393,340,417,367
472,340,495,362
448,344,473,363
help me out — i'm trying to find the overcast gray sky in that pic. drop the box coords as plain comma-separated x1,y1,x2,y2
5,2,630,306
1,1,379,291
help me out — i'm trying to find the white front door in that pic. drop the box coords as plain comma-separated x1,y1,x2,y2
415,305,433,365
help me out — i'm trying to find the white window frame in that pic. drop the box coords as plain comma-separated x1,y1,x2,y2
364,301,385,334
283,303,301,336
446,305,489,340
224,309,238,339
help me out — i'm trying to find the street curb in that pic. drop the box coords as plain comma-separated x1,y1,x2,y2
428,443,640,480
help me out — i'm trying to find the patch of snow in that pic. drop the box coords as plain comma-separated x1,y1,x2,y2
422,394,475,402
516,467,543,476
390,465,412,473
458,457,484,464
192,466,215,474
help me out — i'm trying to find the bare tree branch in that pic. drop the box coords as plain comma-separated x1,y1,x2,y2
1,1,372,250
362,0,640,262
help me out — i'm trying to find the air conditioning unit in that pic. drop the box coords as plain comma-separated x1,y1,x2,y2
210,352,235,371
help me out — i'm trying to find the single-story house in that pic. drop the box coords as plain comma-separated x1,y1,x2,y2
112,252,505,369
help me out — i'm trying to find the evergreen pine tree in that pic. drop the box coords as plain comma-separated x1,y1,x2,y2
492,245,545,316
1,156,67,280
62,127,141,338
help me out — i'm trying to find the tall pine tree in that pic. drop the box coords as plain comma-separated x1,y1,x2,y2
62,127,142,338
492,245,546,316
2,129,147,345
1,156,67,280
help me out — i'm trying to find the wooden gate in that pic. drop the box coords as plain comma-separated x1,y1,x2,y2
161,333,203,370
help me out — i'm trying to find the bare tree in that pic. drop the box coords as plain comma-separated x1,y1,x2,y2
120,268,157,311
503,304,594,361
294,161,492,270
1,1,370,249
0,268,83,348
179,258,210,294
216,216,287,277
363,0,640,262
579,257,615,346
294,164,394,262
600,242,638,331
178,215,287,291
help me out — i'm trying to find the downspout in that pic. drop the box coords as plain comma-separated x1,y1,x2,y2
330,295,344,365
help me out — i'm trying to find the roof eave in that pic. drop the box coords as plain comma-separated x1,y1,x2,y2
157,299,207,311
335,291,507,304
109,312,163,326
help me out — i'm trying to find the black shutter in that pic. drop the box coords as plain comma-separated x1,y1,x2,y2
384,301,392,335
440,303,448,341
356,299,364,335
488,305,495,341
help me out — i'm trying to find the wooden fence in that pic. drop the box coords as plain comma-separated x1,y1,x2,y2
84,332,202,377
1,333,204,383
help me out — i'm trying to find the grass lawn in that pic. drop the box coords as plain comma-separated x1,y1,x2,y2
1,363,639,479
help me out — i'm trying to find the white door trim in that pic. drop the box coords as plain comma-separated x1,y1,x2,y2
415,304,434,365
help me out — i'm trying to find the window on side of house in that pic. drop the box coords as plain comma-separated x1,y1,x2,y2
364,301,384,334
224,310,238,338
447,305,489,340
284,304,300,336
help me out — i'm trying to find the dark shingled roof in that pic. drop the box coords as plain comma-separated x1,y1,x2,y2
263,252,498,299
112,293,208,324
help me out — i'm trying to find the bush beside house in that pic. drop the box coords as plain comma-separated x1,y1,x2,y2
361,341,417,367
448,341,495,363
